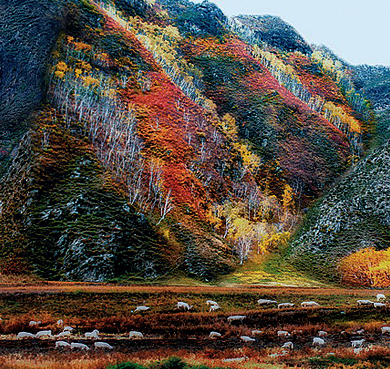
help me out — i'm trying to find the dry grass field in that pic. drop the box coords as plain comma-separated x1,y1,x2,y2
0,282,389,368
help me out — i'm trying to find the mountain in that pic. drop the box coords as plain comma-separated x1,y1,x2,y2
289,48,390,284
0,0,378,283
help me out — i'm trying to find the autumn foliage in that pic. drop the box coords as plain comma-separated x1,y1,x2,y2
339,247,390,287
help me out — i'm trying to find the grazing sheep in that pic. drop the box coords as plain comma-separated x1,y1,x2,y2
381,326,390,334
55,341,70,348
351,339,365,348
206,300,218,306
94,342,113,349
209,331,222,339
318,331,328,337
56,331,71,339
356,329,365,335
36,330,52,338
377,293,386,301
357,300,374,306
252,330,263,335
63,326,74,332
17,332,35,339
257,299,277,306
227,315,246,323
313,337,325,346
134,306,150,313
354,347,363,355
177,302,192,311
374,302,386,308
209,304,220,312
29,321,38,327
57,319,64,326
277,330,290,337
282,341,294,349
240,335,255,342
129,331,144,339
222,357,247,363
301,301,320,307
278,303,295,309
71,342,89,350
85,329,99,339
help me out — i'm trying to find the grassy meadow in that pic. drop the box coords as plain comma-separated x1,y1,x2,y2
0,282,389,368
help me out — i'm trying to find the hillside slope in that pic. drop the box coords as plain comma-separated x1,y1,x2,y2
0,0,375,282
290,143,390,281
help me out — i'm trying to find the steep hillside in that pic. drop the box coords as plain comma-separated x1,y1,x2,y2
0,0,375,282
288,47,390,285
0,0,65,175
290,143,390,281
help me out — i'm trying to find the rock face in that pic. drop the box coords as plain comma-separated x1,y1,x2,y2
353,65,390,111
230,15,312,54
160,0,228,37
290,143,390,280
0,0,64,173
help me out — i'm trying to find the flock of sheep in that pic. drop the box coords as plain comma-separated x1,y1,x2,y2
13,293,390,357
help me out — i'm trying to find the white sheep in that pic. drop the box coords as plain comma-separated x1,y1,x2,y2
278,303,295,309
71,342,89,350
240,335,255,342
357,300,374,306
377,293,386,301
206,300,218,306
177,301,192,310
57,319,64,326
209,331,222,339
301,301,320,307
374,302,386,308
381,326,390,334
209,304,220,312
134,306,150,313
318,330,328,337
354,347,363,355
252,330,263,335
94,342,113,349
282,341,294,349
85,329,99,339
36,330,52,338
356,329,365,335
351,339,365,348
29,321,38,327
313,337,325,346
257,299,277,306
129,331,144,339
56,331,71,339
227,315,246,323
63,326,74,332
55,341,70,348
222,357,247,363
17,332,35,339
277,330,290,337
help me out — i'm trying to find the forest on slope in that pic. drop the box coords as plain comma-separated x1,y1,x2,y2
0,0,384,284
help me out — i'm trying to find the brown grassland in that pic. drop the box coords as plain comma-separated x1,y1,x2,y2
0,282,390,368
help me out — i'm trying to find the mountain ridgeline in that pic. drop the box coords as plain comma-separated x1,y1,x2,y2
0,0,386,284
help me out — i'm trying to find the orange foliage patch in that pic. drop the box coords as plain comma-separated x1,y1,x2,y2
339,247,390,287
